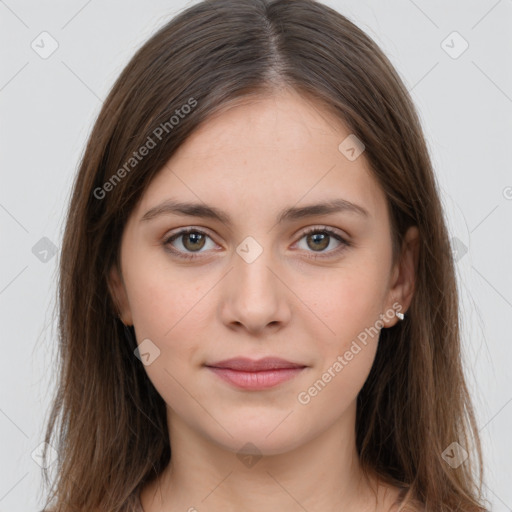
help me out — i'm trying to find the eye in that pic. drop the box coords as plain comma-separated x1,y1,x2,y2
163,228,218,260
294,226,350,259
163,226,350,261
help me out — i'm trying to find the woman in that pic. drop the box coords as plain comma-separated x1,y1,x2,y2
41,0,487,510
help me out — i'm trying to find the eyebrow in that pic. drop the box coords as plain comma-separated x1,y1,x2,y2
140,198,369,225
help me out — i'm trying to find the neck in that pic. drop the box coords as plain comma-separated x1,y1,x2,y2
140,401,398,512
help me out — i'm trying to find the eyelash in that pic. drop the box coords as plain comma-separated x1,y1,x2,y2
163,226,350,261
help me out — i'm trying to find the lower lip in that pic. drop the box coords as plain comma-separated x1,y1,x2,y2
206,367,306,390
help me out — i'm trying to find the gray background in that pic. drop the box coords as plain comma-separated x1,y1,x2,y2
1,0,511,510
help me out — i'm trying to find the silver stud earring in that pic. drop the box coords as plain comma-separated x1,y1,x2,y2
396,311,405,320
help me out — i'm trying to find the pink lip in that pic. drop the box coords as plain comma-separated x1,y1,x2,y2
205,357,307,390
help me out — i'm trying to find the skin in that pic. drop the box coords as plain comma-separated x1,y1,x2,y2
109,87,419,512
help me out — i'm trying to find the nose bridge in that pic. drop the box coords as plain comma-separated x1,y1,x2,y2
233,233,279,300
220,233,291,332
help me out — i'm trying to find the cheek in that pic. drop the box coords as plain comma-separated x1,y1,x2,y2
296,273,383,416
296,344,376,432
120,265,208,409
300,260,389,347
125,256,207,337
292,255,388,405
124,264,213,414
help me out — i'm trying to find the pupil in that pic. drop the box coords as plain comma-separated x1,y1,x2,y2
185,232,204,251
309,233,328,251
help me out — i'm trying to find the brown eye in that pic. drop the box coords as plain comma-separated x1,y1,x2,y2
164,228,216,259
306,232,330,251
181,231,206,251
295,227,350,259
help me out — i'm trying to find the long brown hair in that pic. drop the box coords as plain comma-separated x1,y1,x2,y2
42,0,487,510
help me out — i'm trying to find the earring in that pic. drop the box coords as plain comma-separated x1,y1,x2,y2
396,311,405,320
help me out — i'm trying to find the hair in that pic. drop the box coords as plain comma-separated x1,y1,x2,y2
41,0,487,510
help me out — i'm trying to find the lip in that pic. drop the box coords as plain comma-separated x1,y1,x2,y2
205,357,307,390
206,357,306,371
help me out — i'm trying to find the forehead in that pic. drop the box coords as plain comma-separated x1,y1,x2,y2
173,88,356,158
134,89,388,224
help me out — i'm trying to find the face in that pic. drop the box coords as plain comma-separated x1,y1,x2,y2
110,88,416,456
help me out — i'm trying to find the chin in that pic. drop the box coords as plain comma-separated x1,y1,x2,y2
205,420,309,457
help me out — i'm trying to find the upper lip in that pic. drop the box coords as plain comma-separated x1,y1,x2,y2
205,357,307,372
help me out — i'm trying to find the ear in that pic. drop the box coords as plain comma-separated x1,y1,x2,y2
107,263,133,326
382,226,420,328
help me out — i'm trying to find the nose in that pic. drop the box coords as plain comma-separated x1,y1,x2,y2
218,242,292,336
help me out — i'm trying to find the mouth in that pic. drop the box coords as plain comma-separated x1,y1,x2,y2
204,357,308,390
